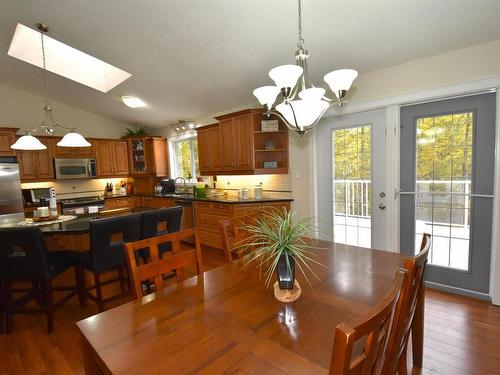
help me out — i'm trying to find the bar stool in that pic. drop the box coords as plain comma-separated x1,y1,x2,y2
141,206,183,260
0,227,80,333
76,213,142,312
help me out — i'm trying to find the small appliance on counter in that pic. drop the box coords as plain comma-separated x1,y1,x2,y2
159,179,176,194
22,187,52,205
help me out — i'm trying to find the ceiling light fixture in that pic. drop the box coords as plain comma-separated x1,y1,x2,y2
171,120,197,133
252,0,358,136
121,96,146,108
11,23,91,150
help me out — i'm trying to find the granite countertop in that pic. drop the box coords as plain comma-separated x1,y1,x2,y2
1,207,157,235
150,193,294,204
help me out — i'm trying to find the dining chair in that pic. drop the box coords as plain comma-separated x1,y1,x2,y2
76,213,142,312
219,214,259,263
329,270,406,375
124,228,204,299
0,227,80,333
141,206,183,261
382,233,431,375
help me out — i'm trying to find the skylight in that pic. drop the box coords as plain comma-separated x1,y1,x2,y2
7,23,131,93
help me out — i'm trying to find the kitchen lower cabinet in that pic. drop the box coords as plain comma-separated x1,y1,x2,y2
194,200,290,250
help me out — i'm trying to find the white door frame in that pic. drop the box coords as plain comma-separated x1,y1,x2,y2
315,75,500,303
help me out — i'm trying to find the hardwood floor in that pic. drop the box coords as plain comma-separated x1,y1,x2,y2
1,247,499,375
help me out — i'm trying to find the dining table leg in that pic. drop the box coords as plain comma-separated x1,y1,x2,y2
411,280,425,367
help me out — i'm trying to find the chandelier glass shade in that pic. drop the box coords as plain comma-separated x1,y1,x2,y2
10,23,91,150
253,0,358,135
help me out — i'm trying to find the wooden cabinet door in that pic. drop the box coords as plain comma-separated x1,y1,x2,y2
17,151,37,180
219,118,236,168
50,138,75,158
95,140,114,176
0,128,17,156
34,138,54,180
150,138,168,176
197,129,212,171
207,126,222,169
233,114,254,170
74,141,96,158
111,140,129,175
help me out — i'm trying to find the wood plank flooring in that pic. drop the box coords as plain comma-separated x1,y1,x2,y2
1,247,499,375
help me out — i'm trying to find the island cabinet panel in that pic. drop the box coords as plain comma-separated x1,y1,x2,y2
95,139,129,177
0,128,18,156
17,137,54,181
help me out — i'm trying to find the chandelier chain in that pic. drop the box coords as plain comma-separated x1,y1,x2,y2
297,0,305,49
40,30,50,107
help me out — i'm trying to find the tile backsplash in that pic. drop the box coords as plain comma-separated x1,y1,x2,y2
215,174,291,193
21,178,129,199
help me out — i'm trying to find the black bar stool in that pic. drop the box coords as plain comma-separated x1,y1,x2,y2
0,227,80,333
141,206,183,261
76,213,142,312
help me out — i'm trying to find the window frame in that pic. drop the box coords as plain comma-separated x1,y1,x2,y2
168,133,199,182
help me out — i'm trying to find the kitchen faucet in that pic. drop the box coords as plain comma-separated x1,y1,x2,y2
174,176,187,195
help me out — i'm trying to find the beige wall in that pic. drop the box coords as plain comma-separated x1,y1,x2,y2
0,82,129,138
349,38,500,104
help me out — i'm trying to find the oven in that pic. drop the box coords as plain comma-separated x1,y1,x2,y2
54,158,97,180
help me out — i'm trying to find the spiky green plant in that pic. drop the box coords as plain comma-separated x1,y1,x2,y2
121,123,149,138
238,208,325,288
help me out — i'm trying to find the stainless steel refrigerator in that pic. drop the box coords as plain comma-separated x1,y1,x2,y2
0,156,24,224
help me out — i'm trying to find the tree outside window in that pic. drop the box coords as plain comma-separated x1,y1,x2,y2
171,136,199,181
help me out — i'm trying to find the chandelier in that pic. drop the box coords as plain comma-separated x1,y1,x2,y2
252,0,358,136
11,23,91,150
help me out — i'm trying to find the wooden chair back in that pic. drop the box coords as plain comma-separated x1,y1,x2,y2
330,270,405,375
124,228,203,299
383,233,431,375
219,214,259,262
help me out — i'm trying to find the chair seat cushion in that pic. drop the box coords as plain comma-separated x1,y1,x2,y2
48,251,76,278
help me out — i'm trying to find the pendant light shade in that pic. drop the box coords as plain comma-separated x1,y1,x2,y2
57,132,91,147
10,134,47,150
269,65,303,90
323,69,358,98
276,99,329,131
253,86,280,108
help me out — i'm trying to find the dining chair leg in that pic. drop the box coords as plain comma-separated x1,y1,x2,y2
75,265,87,308
94,273,104,313
32,280,44,306
43,280,54,333
412,283,425,367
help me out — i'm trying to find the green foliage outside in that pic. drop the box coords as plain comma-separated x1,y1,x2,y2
174,138,199,180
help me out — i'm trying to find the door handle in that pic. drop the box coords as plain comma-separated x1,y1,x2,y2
378,203,386,210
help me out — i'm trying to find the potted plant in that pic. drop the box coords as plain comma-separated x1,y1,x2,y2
240,208,323,298
121,123,150,138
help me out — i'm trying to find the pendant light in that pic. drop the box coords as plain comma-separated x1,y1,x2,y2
11,23,91,150
252,0,358,136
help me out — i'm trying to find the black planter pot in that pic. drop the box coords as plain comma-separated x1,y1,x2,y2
277,253,295,290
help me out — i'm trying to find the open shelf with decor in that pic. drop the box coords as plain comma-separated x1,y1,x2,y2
252,114,289,175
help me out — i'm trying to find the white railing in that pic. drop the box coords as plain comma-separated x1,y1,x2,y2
334,179,371,218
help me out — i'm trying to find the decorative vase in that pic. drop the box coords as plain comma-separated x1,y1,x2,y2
277,253,295,290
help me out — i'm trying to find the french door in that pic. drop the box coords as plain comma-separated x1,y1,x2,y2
326,109,388,250
400,93,496,294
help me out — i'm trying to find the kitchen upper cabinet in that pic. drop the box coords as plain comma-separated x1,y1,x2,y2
50,137,96,159
0,128,17,156
232,113,254,170
219,118,236,168
95,139,129,176
17,137,54,181
127,137,168,177
197,124,221,174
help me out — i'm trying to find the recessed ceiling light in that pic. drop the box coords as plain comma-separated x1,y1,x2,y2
7,23,131,93
121,96,146,108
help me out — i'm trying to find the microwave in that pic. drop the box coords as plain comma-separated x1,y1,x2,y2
54,158,97,179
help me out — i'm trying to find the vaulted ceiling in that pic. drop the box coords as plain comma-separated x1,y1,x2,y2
1,0,500,127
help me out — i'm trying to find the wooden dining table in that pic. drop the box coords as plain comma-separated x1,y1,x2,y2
77,240,423,374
